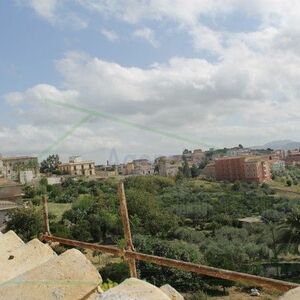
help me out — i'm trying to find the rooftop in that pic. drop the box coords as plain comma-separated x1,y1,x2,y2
1,156,37,161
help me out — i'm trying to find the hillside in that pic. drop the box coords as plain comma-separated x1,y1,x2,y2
252,140,300,150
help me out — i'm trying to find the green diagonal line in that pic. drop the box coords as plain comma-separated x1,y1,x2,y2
42,99,213,148
39,114,92,159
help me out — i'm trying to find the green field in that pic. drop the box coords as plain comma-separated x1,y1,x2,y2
269,180,300,200
47,203,72,221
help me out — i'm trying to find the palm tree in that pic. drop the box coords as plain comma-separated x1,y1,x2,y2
277,208,300,253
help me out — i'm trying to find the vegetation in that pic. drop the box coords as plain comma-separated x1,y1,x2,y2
6,169,300,294
40,154,61,174
6,206,43,242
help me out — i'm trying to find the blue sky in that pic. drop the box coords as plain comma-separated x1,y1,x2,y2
1,1,300,163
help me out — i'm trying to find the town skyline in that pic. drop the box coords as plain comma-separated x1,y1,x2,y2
1,139,300,166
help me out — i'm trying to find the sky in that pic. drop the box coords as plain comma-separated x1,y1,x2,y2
1,1,300,164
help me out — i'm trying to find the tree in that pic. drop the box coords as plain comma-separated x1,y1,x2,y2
100,262,130,283
231,181,241,191
40,154,61,174
278,208,300,252
183,149,191,155
182,156,191,178
6,207,43,242
61,193,122,242
125,188,179,237
238,144,244,149
134,234,205,292
23,184,36,198
191,164,200,178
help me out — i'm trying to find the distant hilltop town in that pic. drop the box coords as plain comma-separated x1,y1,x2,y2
0,144,300,186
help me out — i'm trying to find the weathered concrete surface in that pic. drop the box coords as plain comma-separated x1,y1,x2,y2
0,238,56,283
280,287,300,300
96,278,172,300
160,284,184,300
0,230,24,256
0,249,102,300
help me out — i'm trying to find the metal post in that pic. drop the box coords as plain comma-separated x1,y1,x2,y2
42,195,51,235
118,181,138,278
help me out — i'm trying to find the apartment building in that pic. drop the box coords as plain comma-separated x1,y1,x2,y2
0,156,39,183
156,149,206,177
184,149,206,167
156,157,182,177
215,156,272,183
95,165,118,178
132,159,154,175
215,157,246,182
285,150,300,166
119,159,154,176
58,156,95,176
244,158,272,183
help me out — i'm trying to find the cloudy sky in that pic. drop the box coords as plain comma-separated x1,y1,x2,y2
1,1,300,164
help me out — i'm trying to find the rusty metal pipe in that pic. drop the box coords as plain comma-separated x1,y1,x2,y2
41,234,298,292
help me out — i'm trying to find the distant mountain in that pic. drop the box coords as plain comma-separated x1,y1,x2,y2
251,140,300,150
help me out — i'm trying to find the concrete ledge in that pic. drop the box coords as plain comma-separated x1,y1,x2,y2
0,249,102,300
96,278,173,300
0,230,24,256
0,238,56,284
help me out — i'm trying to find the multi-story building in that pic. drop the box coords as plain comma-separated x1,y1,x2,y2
270,160,286,174
215,157,246,182
126,162,135,175
244,158,272,183
95,165,118,178
132,159,154,175
202,161,216,178
0,156,39,183
184,149,206,167
156,157,182,177
58,156,95,177
119,159,154,176
215,156,272,183
285,150,300,166
156,149,205,177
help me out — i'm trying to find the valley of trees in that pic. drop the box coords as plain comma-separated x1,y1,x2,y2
6,170,300,297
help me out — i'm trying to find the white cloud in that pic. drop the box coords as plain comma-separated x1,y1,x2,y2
133,27,159,48
100,29,119,42
30,0,58,21
15,0,87,29
14,0,59,23
4,42,300,162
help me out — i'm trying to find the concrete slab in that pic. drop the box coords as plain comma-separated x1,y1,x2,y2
280,287,300,300
160,284,184,300
0,248,102,300
0,238,56,284
96,278,171,300
0,230,24,256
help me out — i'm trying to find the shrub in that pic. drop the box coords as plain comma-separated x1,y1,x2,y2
186,290,209,300
100,262,130,283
